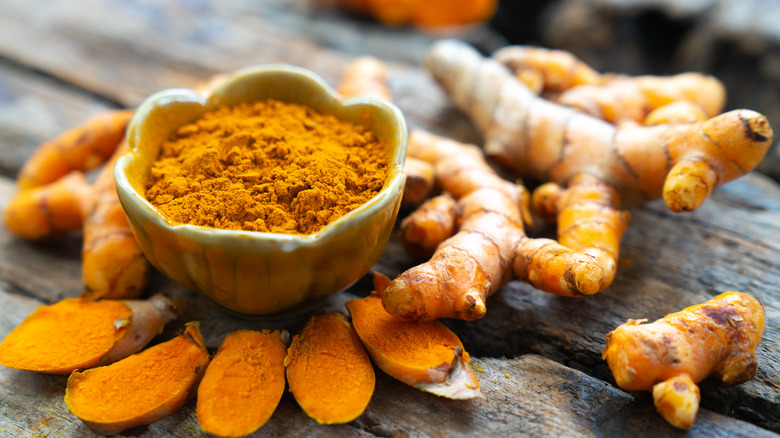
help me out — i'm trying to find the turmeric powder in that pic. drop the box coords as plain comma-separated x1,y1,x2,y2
603,292,765,429
197,330,288,437
0,294,175,374
285,313,375,424
144,99,389,235
65,322,211,435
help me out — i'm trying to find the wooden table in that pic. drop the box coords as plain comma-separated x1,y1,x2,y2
0,1,778,436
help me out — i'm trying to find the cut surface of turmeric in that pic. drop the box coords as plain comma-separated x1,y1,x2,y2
17,109,134,190
3,171,93,241
347,273,482,400
65,322,211,435
0,294,175,375
285,313,375,424
603,292,765,429
197,329,288,437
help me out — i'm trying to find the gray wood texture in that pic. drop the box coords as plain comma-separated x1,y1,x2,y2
0,0,777,436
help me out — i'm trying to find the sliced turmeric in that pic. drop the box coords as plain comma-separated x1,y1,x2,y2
17,109,134,190
285,313,375,424
347,273,482,399
197,329,288,437
65,322,211,435
82,139,150,300
0,294,175,375
603,292,765,429
3,171,93,241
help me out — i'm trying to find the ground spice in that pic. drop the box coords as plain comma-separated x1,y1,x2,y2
145,99,389,234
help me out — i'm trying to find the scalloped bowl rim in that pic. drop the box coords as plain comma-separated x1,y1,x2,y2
114,64,408,252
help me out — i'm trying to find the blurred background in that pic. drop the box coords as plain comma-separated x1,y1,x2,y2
310,0,780,180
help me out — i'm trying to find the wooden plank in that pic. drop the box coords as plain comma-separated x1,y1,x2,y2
0,60,125,178
449,172,780,433
0,281,772,438
0,0,778,434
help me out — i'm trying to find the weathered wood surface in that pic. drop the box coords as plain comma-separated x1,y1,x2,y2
0,0,778,436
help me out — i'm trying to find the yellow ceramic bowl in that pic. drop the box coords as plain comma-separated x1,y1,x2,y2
115,64,407,316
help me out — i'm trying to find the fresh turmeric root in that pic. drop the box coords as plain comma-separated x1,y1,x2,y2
603,292,765,429
493,45,725,125
0,294,175,374
197,329,288,437
65,322,211,435
491,45,602,94
385,129,608,321
347,273,482,399
3,171,93,241
425,39,772,213
532,174,630,287
400,156,435,209
642,101,709,126
337,55,392,101
399,193,458,258
16,109,134,190
285,313,375,424
413,39,770,311
82,139,150,300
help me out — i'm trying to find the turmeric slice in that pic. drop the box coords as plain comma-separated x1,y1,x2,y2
197,329,288,437
0,294,175,374
348,273,482,400
17,109,134,190
65,322,211,435
603,292,765,429
285,313,375,424
82,139,150,300
3,171,93,241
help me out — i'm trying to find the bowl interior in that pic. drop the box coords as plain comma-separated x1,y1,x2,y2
119,64,407,245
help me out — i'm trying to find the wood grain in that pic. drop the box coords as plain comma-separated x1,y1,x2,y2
0,0,777,436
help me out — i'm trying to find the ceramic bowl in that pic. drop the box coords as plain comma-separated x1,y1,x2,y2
114,64,407,316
